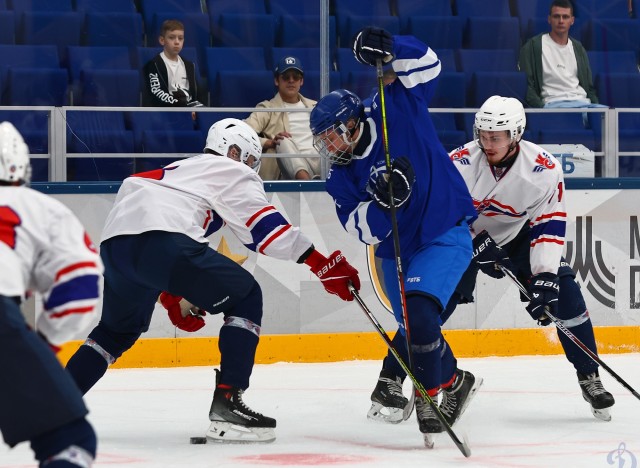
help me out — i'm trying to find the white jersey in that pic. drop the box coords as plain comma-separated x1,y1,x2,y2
102,154,313,262
0,186,102,347
449,140,566,276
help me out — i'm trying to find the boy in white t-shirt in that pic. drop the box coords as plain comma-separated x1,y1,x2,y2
142,19,202,107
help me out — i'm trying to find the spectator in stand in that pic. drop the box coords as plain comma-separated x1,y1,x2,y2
142,19,203,108
519,0,604,109
245,56,320,181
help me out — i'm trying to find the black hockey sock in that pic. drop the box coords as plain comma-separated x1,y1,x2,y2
65,345,109,395
558,318,599,374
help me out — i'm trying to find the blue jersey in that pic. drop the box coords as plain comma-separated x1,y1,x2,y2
326,35,476,260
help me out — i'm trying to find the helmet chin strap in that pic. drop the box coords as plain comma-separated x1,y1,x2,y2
485,140,519,167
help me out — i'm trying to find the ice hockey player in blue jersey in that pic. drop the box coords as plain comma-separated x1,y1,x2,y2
310,28,483,438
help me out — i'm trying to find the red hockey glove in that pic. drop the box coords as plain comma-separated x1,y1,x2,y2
159,292,207,332
305,250,361,301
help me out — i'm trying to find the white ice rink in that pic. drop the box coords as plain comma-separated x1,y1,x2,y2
2,354,639,467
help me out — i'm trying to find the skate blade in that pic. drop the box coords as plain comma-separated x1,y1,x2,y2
206,421,276,444
367,402,405,424
590,406,612,422
423,433,435,449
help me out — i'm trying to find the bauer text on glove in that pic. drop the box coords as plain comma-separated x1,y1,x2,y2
525,273,559,326
472,230,514,279
160,292,207,332
305,250,361,301
352,27,394,67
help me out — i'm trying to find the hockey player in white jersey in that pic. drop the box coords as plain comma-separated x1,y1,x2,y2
0,122,102,467
65,118,361,444
370,96,614,423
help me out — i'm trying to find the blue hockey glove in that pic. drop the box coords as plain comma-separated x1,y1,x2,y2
352,27,394,67
372,157,415,210
472,230,514,279
526,273,559,326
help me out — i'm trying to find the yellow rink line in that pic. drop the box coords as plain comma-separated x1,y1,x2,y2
58,326,640,369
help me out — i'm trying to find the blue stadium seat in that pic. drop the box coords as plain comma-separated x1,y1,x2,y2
65,110,128,131
336,47,370,73
618,114,640,156
0,110,49,156
277,15,336,48
0,44,59,89
301,71,340,101
465,17,521,50
126,111,197,153
206,0,267,15
431,72,467,108
139,0,203,29
454,0,511,17
458,49,518,72
574,0,636,19
11,0,73,15
269,0,319,16
147,13,210,63
67,46,132,84
271,47,320,72
471,71,527,107
212,13,276,47
587,51,638,75
437,49,458,73
437,130,466,152
205,46,266,99
79,69,140,106
6,67,68,105
334,0,391,18
213,70,275,106
589,19,640,51
597,73,640,108
395,0,453,18
341,70,373,98
18,11,82,63
406,16,464,50
338,15,400,48
141,130,203,154
0,11,14,44
512,0,553,18
539,129,597,150
84,12,143,47
431,112,458,131
75,0,136,12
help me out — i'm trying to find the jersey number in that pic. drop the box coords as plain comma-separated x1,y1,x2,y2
0,206,21,249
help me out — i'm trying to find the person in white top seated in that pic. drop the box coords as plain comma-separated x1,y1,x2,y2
519,0,606,110
245,56,321,180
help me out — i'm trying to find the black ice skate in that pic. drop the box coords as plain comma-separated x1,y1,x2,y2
207,385,276,443
416,394,442,448
368,369,409,424
577,371,615,421
439,368,483,428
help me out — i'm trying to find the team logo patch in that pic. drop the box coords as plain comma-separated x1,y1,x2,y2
449,147,471,165
533,153,556,172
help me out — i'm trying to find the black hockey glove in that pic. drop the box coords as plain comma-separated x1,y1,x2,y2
372,156,415,210
526,273,559,326
352,27,394,67
472,230,514,279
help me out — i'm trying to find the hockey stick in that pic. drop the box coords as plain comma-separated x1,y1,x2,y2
349,285,471,456
498,265,640,401
376,59,416,420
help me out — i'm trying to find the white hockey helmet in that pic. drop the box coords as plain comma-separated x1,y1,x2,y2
204,118,262,172
0,121,31,185
474,95,526,148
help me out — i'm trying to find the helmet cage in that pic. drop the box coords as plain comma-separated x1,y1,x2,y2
312,122,356,165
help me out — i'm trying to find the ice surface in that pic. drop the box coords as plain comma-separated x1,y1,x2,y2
2,354,639,467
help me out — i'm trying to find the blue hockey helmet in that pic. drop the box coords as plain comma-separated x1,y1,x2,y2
310,89,364,165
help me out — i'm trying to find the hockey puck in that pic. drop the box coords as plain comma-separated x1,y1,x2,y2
190,437,207,445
